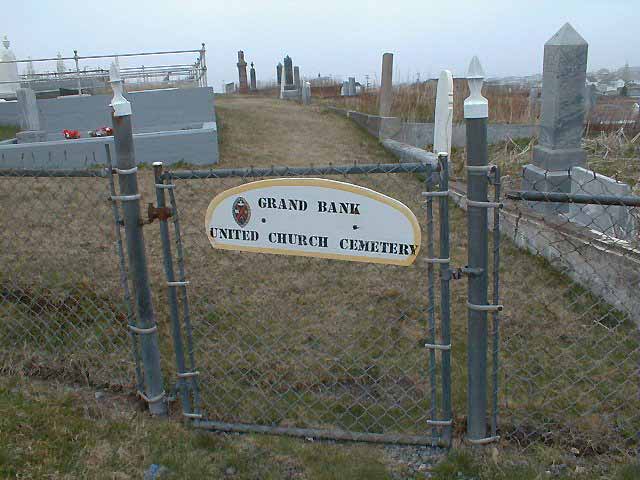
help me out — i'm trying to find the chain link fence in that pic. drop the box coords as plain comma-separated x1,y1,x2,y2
495,168,640,457
0,151,638,458
0,161,139,390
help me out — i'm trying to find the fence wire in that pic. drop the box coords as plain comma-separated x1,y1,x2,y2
1,154,638,458
0,165,138,390
496,167,640,458
157,164,449,443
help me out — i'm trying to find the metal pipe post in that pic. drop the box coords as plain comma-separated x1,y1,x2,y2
110,62,167,416
491,167,501,437
201,43,207,87
425,174,437,444
438,153,453,445
153,163,192,416
74,50,82,95
464,56,489,441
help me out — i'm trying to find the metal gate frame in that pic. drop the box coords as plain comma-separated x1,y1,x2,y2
152,158,458,446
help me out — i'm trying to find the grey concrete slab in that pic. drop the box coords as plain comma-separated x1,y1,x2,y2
568,167,635,239
0,123,218,169
0,87,217,136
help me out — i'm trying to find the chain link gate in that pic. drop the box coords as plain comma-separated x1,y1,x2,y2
150,158,469,445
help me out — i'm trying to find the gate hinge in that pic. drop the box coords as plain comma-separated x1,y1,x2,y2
449,266,484,280
147,203,173,223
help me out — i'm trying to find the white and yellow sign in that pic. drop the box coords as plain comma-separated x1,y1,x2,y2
204,178,421,266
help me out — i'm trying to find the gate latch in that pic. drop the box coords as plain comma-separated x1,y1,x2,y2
147,203,173,223
449,266,484,280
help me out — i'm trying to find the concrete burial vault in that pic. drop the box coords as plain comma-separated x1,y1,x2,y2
0,87,219,168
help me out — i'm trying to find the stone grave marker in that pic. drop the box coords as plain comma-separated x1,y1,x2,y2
433,70,453,155
379,53,393,116
15,88,46,143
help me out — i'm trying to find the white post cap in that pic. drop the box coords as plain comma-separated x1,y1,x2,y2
109,61,132,117
464,56,488,119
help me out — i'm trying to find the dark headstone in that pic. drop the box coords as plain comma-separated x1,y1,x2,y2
250,62,257,91
236,50,249,94
284,55,294,86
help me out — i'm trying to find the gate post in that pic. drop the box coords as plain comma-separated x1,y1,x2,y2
464,56,489,441
109,62,167,416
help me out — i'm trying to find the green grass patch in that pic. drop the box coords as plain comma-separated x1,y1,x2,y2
0,124,18,141
0,376,392,478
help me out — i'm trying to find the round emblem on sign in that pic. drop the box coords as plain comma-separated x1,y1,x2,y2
232,197,251,227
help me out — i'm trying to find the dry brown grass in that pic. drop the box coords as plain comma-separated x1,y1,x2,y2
0,96,637,468
324,80,536,124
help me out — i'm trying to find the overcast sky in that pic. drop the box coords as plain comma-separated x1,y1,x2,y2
4,0,637,91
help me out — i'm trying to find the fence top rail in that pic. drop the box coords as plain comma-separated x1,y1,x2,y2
0,168,108,178
162,161,437,181
0,49,204,65
506,190,640,207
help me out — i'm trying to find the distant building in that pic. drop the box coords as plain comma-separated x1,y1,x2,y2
589,97,639,126
627,82,640,98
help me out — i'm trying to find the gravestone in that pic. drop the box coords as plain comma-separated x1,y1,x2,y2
301,81,311,105
433,70,453,155
225,82,235,94
532,22,588,171
15,88,47,143
348,77,356,96
236,51,249,94
56,52,66,74
379,53,393,116
294,66,301,90
523,23,589,211
283,56,294,87
250,62,257,91
280,69,286,99
0,36,19,98
521,23,635,239
276,62,283,85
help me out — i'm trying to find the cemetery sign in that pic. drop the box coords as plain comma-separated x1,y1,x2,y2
205,178,421,266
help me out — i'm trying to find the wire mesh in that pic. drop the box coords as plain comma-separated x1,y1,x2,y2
158,164,447,442
496,166,640,457
0,164,137,390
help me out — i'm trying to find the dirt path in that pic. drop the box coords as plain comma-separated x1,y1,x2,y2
216,95,395,167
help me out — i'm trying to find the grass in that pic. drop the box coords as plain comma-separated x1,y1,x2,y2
0,124,18,141
323,80,537,124
2,376,637,478
1,96,639,476
0,375,392,479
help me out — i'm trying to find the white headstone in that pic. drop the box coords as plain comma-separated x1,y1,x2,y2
433,70,453,155
0,36,19,97
280,67,286,99
302,81,311,105
56,53,66,74
16,88,40,131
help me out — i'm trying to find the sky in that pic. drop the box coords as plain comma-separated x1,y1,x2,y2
4,0,638,91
